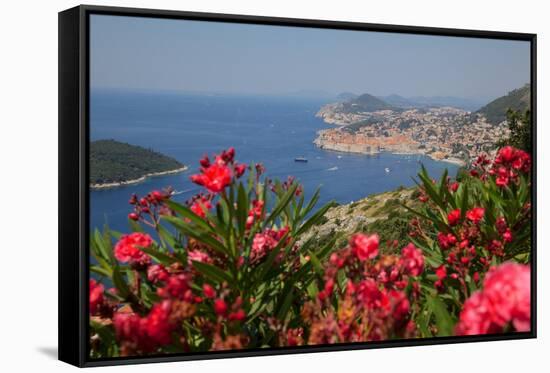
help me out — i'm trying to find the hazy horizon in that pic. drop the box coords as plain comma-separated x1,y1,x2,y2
90,15,530,102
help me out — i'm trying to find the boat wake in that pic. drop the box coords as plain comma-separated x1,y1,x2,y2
171,188,194,196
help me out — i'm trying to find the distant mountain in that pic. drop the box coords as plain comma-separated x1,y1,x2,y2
90,140,185,186
476,84,531,125
377,94,484,111
336,92,358,101
342,93,395,113
379,94,417,108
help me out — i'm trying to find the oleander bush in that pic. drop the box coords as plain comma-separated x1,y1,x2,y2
89,146,532,358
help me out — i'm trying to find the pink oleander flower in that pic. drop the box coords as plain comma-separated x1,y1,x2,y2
503,229,513,243
350,233,379,261
496,216,508,233
144,301,176,346
228,309,246,321
250,226,289,264
456,262,531,336
157,273,193,301
234,163,247,178
190,163,232,193
437,232,457,250
114,232,153,266
89,279,104,315
356,278,390,310
147,264,170,284
466,207,485,224
491,147,531,188
220,147,235,164
214,299,228,316
188,249,211,265
447,209,461,226
203,283,216,299
497,146,515,163
400,243,424,277
435,265,447,280
388,289,410,320
113,312,143,348
246,199,265,229
113,300,177,352
190,196,213,218
449,182,459,193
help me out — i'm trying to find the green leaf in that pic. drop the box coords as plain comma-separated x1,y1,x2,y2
140,245,177,266
255,231,292,283
237,183,248,236
460,183,469,219
157,224,176,250
308,252,324,276
90,265,111,278
128,218,144,232
162,215,230,256
301,187,321,218
276,288,294,320
264,183,298,227
428,295,455,336
295,200,335,236
112,265,130,299
93,229,111,261
417,166,446,210
164,200,215,233
90,319,117,348
192,261,234,285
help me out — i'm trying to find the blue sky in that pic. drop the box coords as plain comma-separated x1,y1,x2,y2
90,15,530,101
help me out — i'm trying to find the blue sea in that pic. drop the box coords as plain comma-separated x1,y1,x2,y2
90,90,458,233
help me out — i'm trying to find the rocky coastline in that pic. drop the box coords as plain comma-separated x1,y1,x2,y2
90,166,188,190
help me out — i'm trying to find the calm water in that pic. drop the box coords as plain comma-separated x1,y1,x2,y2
90,90,458,233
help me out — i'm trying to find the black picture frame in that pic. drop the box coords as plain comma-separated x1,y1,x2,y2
59,4,537,367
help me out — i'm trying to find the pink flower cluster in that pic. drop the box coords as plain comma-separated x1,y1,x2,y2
350,233,379,261
89,279,104,315
113,300,178,354
128,189,172,221
190,147,247,193
456,262,530,335
302,233,424,343
250,226,290,265
189,194,213,218
114,232,153,267
245,200,265,229
472,146,531,187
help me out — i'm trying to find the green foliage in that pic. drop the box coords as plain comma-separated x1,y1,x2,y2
476,84,530,125
363,212,414,251
90,139,184,185
406,160,532,337
89,147,532,356
497,109,532,152
90,164,336,356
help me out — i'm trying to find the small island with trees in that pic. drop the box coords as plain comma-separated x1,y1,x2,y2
90,139,187,189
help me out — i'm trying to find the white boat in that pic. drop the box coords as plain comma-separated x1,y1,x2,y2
327,166,338,171
385,167,391,173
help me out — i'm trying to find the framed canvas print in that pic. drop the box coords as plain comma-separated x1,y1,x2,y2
58,5,537,367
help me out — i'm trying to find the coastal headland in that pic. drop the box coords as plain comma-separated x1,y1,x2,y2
313,93,513,166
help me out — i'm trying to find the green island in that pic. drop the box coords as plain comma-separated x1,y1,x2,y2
90,139,187,189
